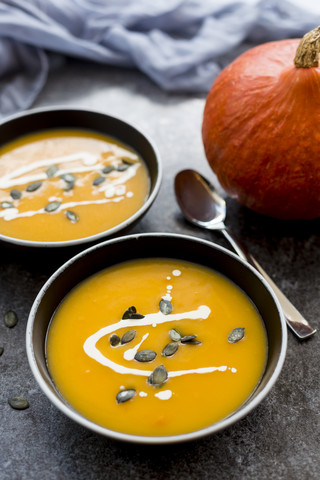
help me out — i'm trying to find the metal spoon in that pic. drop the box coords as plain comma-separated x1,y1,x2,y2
174,169,316,340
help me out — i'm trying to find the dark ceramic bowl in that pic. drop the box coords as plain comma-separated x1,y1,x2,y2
26,233,287,444
0,107,161,248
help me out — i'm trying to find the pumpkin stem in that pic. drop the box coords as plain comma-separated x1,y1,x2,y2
294,26,320,68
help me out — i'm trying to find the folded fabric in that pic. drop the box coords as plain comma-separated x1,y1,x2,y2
1,0,320,118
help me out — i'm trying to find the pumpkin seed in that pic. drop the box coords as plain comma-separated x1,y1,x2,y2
130,313,145,319
102,165,114,174
10,189,22,200
65,210,79,223
181,335,197,343
121,330,136,344
148,364,168,388
110,334,120,347
122,306,136,318
134,350,157,362
92,175,105,186
116,388,136,404
122,159,133,166
8,396,29,410
26,181,42,192
61,174,76,191
4,310,18,328
64,181,75,192
116,163,130,172
159,299,172,315
162,342,179,357
228,327,245,343
46,165,59,178
61,173,76,184
44,201,61,212
0,346,4,356
169,328,181,342
0,201,14,209
122,306,144,320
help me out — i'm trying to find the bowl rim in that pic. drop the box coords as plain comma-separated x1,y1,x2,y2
26,232,287,444
0,106,162,248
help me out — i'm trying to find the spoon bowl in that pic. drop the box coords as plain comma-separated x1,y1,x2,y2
175,169,225,228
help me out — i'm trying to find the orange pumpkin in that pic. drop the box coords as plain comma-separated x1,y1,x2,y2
202,26,320,219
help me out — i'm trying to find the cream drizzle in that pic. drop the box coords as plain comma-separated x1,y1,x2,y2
172,269,181,277
0,197,124,221
0,152,97,189
83,306,237,377
0,151,139,189
155,390,173,400
0,164,107,189
0,158,140,221
98,164,139,191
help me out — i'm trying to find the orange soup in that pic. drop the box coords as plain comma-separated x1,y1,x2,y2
46,258,268,437
0,130,149,242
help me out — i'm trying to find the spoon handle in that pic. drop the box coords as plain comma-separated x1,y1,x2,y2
222,227,316,340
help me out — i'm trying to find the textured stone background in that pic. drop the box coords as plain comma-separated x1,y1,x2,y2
0,60,319,480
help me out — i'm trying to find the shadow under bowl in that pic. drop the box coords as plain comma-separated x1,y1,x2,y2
0,106,161,249
26,233,287,444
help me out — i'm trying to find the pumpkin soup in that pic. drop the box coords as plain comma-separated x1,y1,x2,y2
0,129,149,241
46,258,268,437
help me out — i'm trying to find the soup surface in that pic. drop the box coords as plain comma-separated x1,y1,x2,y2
46,258,268,437
0,129,149,242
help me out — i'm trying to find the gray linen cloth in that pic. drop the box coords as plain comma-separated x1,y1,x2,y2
0,0,320,118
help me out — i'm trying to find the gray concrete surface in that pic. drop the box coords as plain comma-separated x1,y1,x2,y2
0,59,319,480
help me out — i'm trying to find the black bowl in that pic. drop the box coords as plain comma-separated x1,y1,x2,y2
26,233,287,444
0,107,161,248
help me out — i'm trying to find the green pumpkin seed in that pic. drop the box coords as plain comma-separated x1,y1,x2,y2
116,389,136,404
162,342,179,357
44,201,61,212
134,350,157,362
26,181,42,192
116,163,130,172
181,335,197,343
10,189,22,200
46,165,59,178
169,328,181,342
4,310,18,328
102,165,114,174
1,201,14,209
0,346,4,356
110,334,120,347
130,313,145,319
64,181,75,192
8,396,29,410
122,306,144,320
122,306,136,319
122,159,133,166
148,364,168,388
228,327,245,343
121,330,136,344
61,174,76,191
92,175,105,186
61,173,76,184
65,210,79,223
159,299,172,315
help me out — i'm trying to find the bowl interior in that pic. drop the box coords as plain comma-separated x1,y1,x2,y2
0,108,161,247
27,233,287,442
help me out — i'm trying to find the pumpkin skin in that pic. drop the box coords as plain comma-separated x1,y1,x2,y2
202,39,320,219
